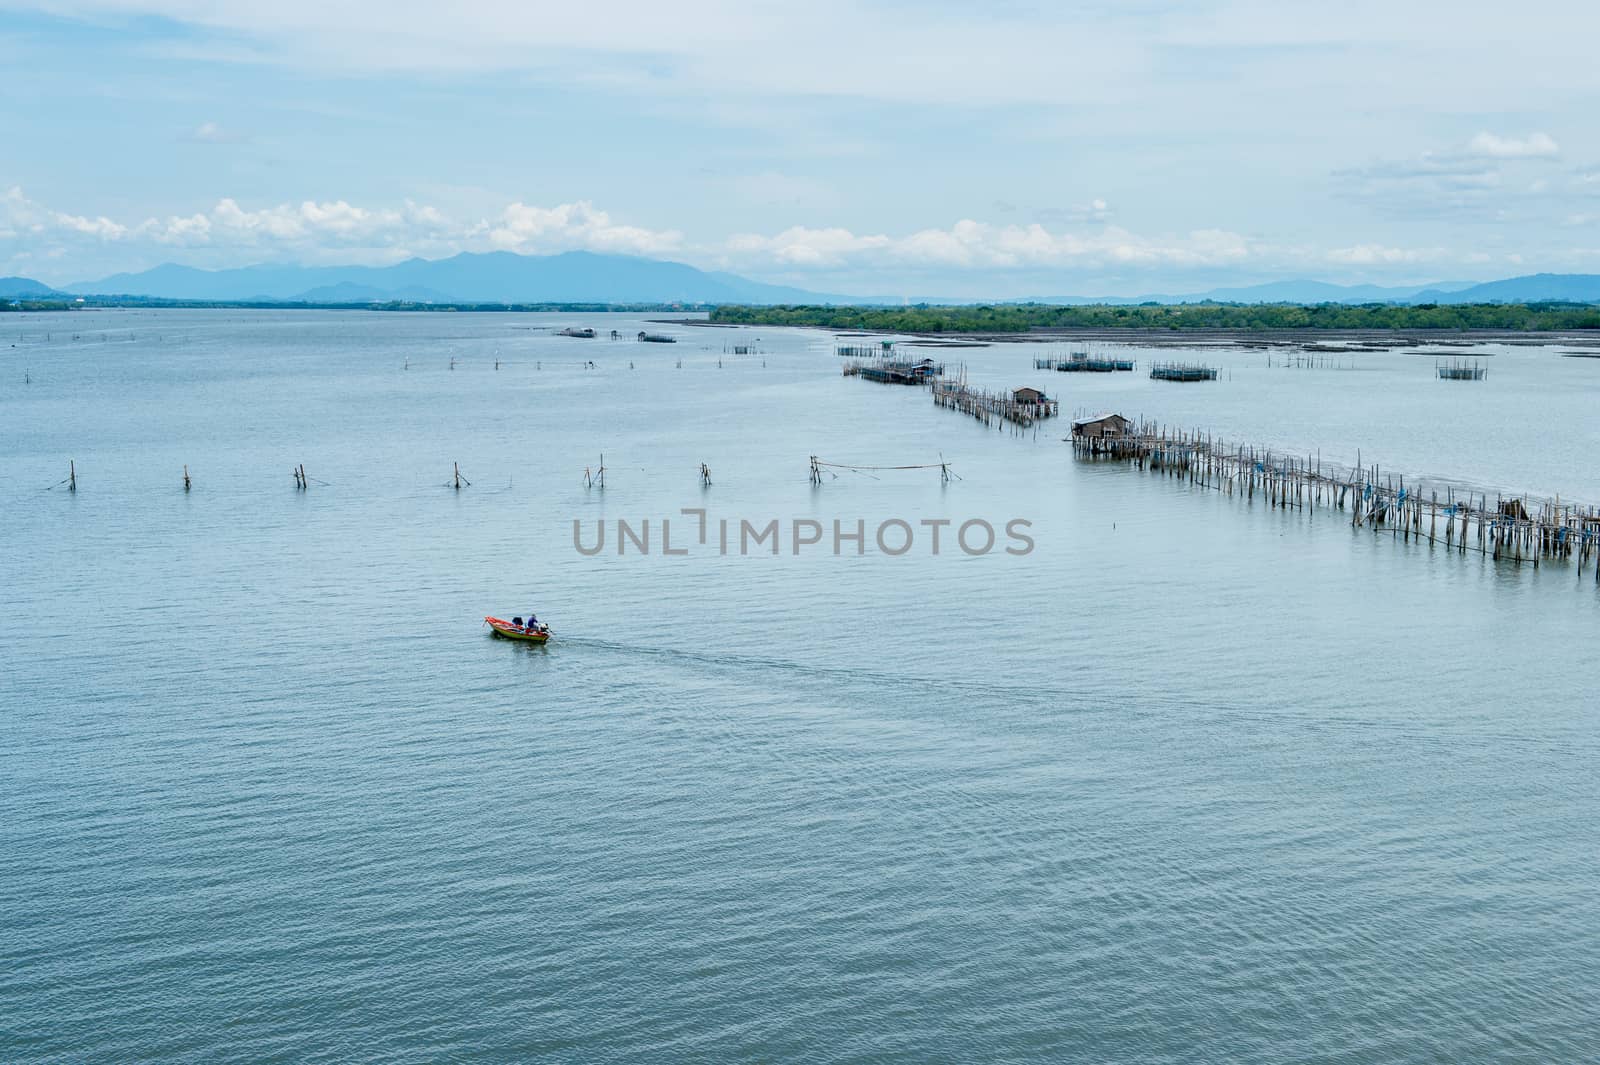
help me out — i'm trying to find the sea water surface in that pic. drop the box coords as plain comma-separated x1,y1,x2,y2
2,310,1598,1063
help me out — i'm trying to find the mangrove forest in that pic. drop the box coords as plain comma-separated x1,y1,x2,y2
709,302,1600,333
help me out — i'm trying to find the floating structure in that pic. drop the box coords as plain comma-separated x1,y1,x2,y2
931,381,1058,428
1437,359,1487,381
1070,419,1600,578
1149,362,1219,382
558,327,596,338
843,357,944,385
1070,413,1133,446
837,340,898,357
638,332,677,344
1035,353,1135,372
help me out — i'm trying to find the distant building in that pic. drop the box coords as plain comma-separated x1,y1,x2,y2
1012,386,1047,404
1070,412,1131,438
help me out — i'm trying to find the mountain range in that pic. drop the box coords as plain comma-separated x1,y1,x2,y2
62,251,844,305
1152,275,1600,305
1107,280,1480,304
6,253,1600,306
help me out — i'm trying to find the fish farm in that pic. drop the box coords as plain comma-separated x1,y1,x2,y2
1149,362,1219,382
1437,359,1488,380
1034,353,1136,372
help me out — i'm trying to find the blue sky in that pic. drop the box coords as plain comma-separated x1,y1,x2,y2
2,0,1598,296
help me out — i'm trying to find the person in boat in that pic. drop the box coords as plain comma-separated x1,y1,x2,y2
525,613,540,633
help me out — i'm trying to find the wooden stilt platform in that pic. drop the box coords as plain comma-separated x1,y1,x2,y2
1073,420,1600,577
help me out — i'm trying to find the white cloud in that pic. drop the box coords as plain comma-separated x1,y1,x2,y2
1,187,686,270
1464,132,1560,159
11,185,1261,279
138,197,451,248
726,226,891,267
54,212,128,239
723,219,1255,272
2,186,128,240
14,0,1594,125
6,186,1593,288
1337,132,1570,219
487,201,682,256
9,1,1600,294
1327,244,1441,265
1,0,1148,108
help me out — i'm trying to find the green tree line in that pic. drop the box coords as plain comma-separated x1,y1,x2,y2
2,300,79,312
709,302,1600,332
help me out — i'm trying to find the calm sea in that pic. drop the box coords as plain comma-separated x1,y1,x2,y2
3,310,1598,1063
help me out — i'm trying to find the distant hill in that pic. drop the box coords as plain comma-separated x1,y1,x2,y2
1170,279,1478,304
1014,279,1482,306
1416,273,1600,304
70,251,851,305
0,276,62,299
55,257,1600,309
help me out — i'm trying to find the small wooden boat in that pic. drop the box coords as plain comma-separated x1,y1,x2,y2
484,616,552,643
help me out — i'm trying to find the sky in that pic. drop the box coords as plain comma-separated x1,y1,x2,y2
2,0,1598,297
